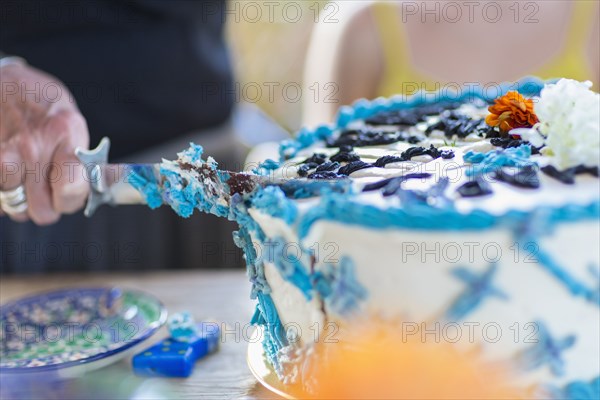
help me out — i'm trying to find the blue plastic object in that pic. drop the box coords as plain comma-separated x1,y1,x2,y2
132,322,220,378
132,339,196,377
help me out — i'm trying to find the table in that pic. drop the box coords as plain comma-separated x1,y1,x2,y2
0,271,282,400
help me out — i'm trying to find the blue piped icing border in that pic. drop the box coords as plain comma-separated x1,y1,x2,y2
295,193,599,238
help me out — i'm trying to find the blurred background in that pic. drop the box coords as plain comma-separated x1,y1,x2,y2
227,0,329,132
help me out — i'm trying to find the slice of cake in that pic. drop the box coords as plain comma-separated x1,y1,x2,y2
132,77,600,398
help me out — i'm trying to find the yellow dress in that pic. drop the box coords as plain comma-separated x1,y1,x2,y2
372,1,597,97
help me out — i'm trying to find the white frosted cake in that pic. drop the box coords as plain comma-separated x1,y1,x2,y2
131,78,599,399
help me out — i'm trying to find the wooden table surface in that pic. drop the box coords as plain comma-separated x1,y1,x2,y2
0,271,282,400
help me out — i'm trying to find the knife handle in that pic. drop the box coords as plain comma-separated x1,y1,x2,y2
75,137,146,217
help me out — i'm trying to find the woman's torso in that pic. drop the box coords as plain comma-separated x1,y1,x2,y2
373,1,598,97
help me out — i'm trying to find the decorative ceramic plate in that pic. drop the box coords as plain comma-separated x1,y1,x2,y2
0,287,167,379
246,326,296,400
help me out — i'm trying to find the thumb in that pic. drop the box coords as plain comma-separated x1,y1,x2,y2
50,110,90,215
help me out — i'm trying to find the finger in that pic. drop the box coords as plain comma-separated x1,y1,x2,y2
18,132,59,225
0,138,28,222
49,110,90,214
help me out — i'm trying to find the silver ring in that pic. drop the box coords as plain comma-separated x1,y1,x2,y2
0,185,28,215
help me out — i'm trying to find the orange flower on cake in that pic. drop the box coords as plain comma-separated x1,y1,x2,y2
485,91,539,134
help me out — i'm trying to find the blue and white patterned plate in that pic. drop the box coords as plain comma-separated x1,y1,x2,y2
0,287,167,378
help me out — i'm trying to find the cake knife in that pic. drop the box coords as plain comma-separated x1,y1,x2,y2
75,137,350,217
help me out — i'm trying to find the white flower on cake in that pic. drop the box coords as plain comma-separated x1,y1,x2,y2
521,79,600,170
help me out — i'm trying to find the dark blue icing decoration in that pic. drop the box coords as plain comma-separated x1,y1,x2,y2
330,149,360,163
367,101,462,125
326,129,401,148
302,153,327,165
491,137,541,154
575,165,600,177
424,111,487,138
307,171,345,180
297,163,317,177
542,164,600,185
313,257,367,316
373,155,404,168
515,320,576,377
337,161,373,176
362,173,432,195
315,161,340,173
457,178,493,197
541,165,576,184
444,263,508,321
494,165,540,189
400,145,453,161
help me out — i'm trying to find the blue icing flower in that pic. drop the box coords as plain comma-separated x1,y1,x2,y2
565,381,600,400
587,264,600,305
168,311,198,342
296,127,318,147
444,263,508,321
252,159,280,176
180,143,206,165
127,165,163,209
336,106,355,128
251,186,298,224
233,227,269,299
279,139,302,160
251,292,289,377
262,237,312,299
463,144,535,177
515,320,576,377
533,376,600,400
159,167,199,218
314,125,334,140
522,237,599,307
314,257,367,316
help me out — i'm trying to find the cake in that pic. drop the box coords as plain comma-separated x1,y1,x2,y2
130,77,600,399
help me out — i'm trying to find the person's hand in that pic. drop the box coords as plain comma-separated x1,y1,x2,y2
0,61,89,225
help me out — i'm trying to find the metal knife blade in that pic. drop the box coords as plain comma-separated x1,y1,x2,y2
75,137,272,217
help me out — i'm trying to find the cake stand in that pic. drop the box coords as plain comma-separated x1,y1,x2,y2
246,326,297,399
